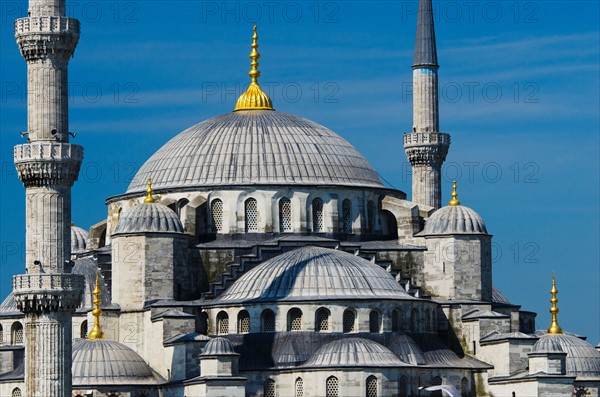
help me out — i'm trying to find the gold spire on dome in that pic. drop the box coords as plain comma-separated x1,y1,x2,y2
547,273,564,335
234,25,274,111
448,180,461,206
144,178,157,203
88,272,105,340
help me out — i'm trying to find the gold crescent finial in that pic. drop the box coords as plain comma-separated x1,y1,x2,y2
144,178,157,203
448,180,461,206
547,273,564,334
234,25,274,111
88,272,105,340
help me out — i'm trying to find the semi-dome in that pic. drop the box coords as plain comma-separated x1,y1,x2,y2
112,202,184,235
71,224,88,253
125,110,383,194
201,337,237,356
304,337,404,367
214,246,414,304
72,338,164,385
532,334,600,378
421,205,488,236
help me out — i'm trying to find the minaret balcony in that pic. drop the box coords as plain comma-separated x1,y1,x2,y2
15,16,79,36
403,131,450,148
14,142,83,187
13,273,84,313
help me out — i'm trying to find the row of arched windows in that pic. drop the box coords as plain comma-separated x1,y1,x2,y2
0,322,23,345
210,197,378,234
214,306,435,335
263,375,377,397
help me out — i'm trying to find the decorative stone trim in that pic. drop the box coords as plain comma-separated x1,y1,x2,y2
13,273,84,313
403,132,450,147
15,17,80,62
14,143,83,187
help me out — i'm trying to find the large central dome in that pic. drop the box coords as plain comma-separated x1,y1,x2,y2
127,110,383,194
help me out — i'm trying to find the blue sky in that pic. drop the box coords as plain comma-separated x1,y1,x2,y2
0,1,598,342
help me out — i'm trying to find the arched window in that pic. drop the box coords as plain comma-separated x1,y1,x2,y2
341,199,352,233
11,322,23,345
411,309,418,332
261,309,276,332
366,375,378,397
367,200,376,233
199,312,209,335
279,197,292,232
264,378,276,397
431,376,443,397
0,324,3,344
80,320,88,338
295,377,304,397
369,310,381,333
312,198,324,232
392,309,400,332
211,199,224,232
315,308,330,332
399,375,408,397
326,376,339,397
288,308,303,331
461,377,469,397
237,310,250,334
343,309,356,333
216,311,229,335
245,198,258,232
12,388,21,397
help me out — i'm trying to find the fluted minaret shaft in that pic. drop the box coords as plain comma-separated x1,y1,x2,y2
404,0,450,209
12,1,84,396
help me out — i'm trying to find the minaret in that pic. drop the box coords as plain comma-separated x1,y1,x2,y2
12,0,84,396
404,0,450,209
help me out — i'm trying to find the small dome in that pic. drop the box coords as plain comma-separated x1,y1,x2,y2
421,205,488,236
201,337,237,356
305,338,404,367
72,258,110,309
72,338,164,385
71,225,89,253
532,334,600,378
113,203,184,235
215,246,413,304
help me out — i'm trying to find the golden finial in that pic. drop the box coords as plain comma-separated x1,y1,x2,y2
234,25,274,111
88,272,105,340
144,178,157,203
547,273,564,334
448,180,461,206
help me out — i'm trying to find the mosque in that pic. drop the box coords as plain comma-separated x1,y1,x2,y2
0,0,599,396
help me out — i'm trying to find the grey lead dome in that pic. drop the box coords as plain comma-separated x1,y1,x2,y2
113,203,184,235
532,334,600,378
127,110,383,194
215,246,414,304
305,338,405,367
420,205,488,236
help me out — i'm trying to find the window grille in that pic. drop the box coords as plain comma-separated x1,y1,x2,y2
279,198,292,232
342,199,352,233
217,311,229,334
288,308,303,331
369,310,380,333
399,375,408,397
366,376,378,397
312,198,323,232
343,309,356,333
12,323,23,344
264,379,276,397
326,376,339,397
392,310,400,332
12,389,21,397
316,308,330,332
238,311,250,334
461,378,469,397
295,377,304,397
261,309,276,332
211,199,223,232
367,200,376,233
245,198,258,232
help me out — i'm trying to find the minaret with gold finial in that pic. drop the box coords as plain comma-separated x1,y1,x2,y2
88,272,105,340
234,25,274,111
548,274,564,335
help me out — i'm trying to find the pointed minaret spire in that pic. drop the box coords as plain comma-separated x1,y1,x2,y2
547,274,564,335
413,0,438,69
404,0,450,209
